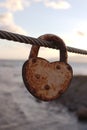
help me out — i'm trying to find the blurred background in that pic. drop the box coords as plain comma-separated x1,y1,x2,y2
0,0,87,74
0,0,87,130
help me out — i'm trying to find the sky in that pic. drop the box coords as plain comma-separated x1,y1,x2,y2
0,0,87,62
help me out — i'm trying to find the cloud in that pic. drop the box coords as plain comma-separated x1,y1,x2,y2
60,22,87,51
0,0,30,12
73,22,87,38
31,0,71,10
0,12,27,34
34,0,42,2
0,0,71,12
38,0,71,10
76,31,85,36
0,0,29,34
0,0,71,35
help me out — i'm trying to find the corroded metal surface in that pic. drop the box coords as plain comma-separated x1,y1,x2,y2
22,58,73,101
22,34,73,101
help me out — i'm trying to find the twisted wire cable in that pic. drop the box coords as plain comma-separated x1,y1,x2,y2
0,30,87,55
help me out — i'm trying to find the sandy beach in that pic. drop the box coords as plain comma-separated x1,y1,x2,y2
0,60,87,130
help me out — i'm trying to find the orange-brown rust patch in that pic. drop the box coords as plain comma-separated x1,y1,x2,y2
35,74,40,79
22,57,73,101
56,65,61,70
44,85,50,90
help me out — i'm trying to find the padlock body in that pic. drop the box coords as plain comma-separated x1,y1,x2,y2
22,57,73,101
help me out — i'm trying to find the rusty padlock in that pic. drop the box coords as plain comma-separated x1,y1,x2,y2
22,34,73,101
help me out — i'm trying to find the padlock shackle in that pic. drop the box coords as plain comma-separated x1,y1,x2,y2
29,34,67,63
29,45,40,59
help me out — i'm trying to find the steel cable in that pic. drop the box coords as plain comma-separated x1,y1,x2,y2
0,30,87,55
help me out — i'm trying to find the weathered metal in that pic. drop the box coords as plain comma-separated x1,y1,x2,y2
22,34,73,101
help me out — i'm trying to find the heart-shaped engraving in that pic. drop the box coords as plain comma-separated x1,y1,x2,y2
22,58,73,101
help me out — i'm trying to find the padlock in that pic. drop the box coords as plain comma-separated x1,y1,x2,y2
22,34,73,101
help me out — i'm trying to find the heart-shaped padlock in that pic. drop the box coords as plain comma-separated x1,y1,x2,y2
22,34,73,101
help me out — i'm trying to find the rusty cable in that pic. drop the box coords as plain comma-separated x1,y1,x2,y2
0,30,87,55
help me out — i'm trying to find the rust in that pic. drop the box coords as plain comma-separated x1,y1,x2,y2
29,45,40,59
38,34,67,63
67,64,72,71
35,74,40,79
59,90,64,95
44,85,50,90
22,34,73,101
32,58,37,63
56,65,61,70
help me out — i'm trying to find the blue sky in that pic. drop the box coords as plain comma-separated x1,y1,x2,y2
0,0,87,61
